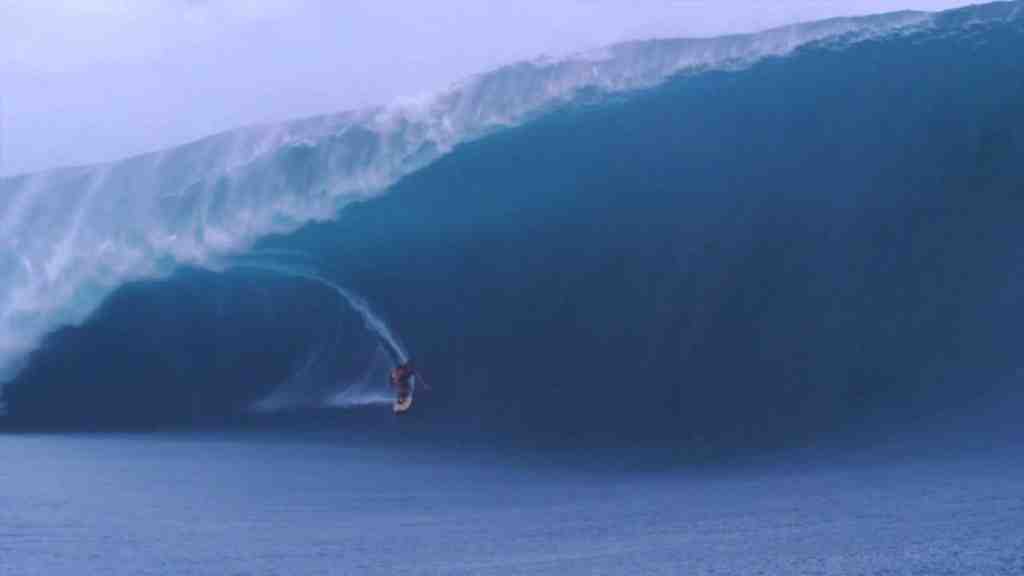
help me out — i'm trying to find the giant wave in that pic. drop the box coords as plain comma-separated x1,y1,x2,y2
0,10,933,381
2,2,1023,450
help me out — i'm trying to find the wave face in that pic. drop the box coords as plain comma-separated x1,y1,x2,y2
0,10,932,382
3,2,1024,447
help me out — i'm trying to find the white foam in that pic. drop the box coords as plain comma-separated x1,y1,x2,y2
0,9,948,383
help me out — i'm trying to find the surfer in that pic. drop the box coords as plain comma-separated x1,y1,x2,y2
391,362,416,403
390,361,429,413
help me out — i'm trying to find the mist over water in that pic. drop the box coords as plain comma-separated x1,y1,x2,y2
1,1,982,178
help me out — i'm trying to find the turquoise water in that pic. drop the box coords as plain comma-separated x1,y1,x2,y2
6,3,1023,450
2,4,1023,573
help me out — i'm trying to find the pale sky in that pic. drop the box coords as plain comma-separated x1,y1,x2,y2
0,0,981,176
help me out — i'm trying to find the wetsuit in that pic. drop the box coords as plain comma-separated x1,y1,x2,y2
391,366,415,401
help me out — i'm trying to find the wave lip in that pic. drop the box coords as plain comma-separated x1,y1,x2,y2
1,3,1016,383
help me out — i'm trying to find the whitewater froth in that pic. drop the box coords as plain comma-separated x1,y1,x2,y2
0,9,939,383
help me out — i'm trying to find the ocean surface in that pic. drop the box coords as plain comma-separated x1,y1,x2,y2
2,432,1022,576
2,2,1024,573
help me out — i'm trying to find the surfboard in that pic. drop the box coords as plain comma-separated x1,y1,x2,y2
393,394,413,414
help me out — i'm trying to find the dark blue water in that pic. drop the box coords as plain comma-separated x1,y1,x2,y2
6,3,1023,452
3,3,1024,573
2,433,1022,575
